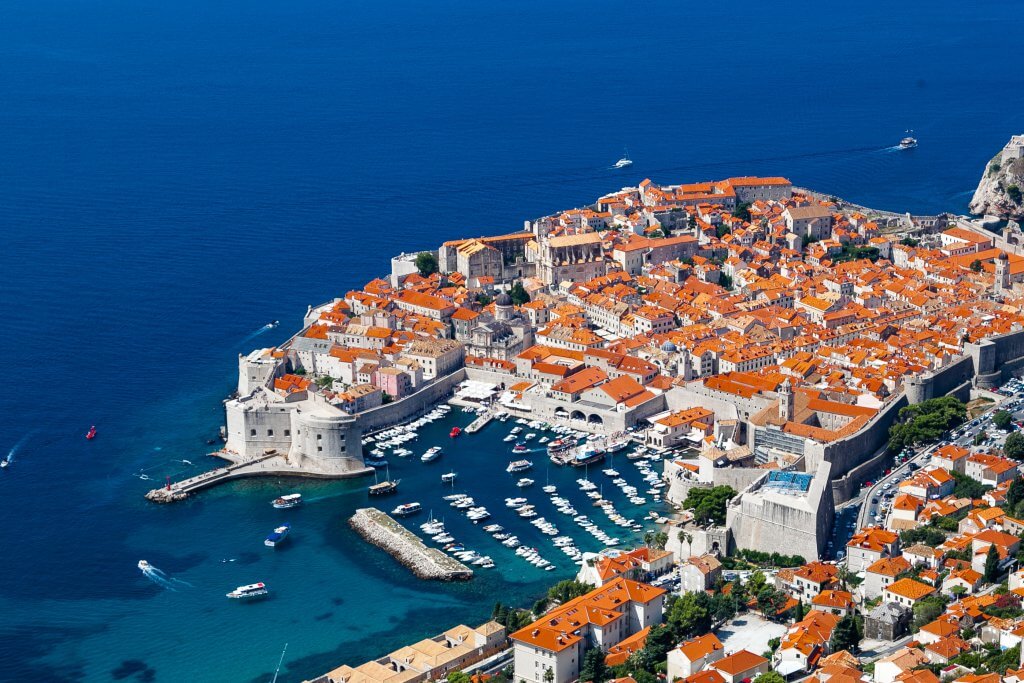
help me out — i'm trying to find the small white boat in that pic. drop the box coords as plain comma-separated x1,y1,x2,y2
517,478,535,488
227,582,268,599
271,493,302,509
421,446,442,463
137,560,150,571
392,502,422,516
614,151,633,169
441,471,457,484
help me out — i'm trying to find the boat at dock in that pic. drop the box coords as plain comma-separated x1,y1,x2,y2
605,435,630,453
421,446,442,463
271,493,302,509
506,459,533,473
265,524,291,547
227,582,268,599
570,446,606,467
391,502,422,516
547,438,572,456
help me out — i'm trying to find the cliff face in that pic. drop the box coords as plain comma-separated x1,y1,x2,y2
970,135,1024,219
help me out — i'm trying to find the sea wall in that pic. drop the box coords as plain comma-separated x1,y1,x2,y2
357,369,468,433
349,508,473,581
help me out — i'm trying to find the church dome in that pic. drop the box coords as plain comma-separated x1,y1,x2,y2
660,340,677,353
495,292,512,307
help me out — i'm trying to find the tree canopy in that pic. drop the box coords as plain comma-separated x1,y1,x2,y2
415,251,438,276
509,281,531,305
579,646,609,683
951,471,991,500
888,397,966,450
547,579,594,605
683,486,736,526
994,410,1014,431
1006,432,1024,459
829,613,863,654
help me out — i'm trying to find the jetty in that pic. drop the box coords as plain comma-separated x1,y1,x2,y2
144,449,373,503
464,412,494,434
349,508,473,581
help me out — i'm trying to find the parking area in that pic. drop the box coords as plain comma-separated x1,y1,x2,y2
716,614,787,657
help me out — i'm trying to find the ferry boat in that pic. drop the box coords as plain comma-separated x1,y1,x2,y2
369,479,399,496
547,438,573,456
421,446,443,463
449,427,462,438
265,524,291,547
613,149,633,168
570,446,606,467
441,471,457,484
271,493,302,509
511,442,530,454
227,582,268,600
391,502,422,517
85,425,97,440
506,459,533,473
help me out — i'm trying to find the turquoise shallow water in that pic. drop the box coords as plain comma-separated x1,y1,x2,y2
2,0,1024,680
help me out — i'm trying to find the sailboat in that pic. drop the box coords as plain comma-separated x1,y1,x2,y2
613,148,633,169
368,466,399,496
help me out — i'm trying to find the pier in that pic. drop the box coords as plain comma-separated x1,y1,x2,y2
349,507,474,581
464,412,494,434
144,449,373,503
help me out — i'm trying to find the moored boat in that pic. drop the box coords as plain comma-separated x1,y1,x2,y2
570,446,606,467
441,471,457,484
421,446,443,463
506,459,533,473
368,479,399,495
391,502,422,516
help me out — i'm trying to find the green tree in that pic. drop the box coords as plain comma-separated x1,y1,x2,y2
1008,185,1023,205
415,251,438,276
547,580,594,605
1006,432,1024,459
643,530,669,550
753,673,786,683
667,591,711,639
951,471,991,499
1008,476,1024,514
970,259,983,272
579,646,609,683
733,203,753,222
985,543,1001,583
509,281,531,306
718,273,734,291
975,430,989,446
830,613,863,654
683,486,737,526
756,588,789,618
994,410,1013,431
543,668,554,683
913,595,949,630
888,397,966,450
447,672,472,683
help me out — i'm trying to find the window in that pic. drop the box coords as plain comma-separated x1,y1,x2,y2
267,429,274,437
317,434,322,441
317,446,323,452
284,429,290,437
250,429,256,437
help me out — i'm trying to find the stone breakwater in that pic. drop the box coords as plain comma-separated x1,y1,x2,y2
349,508,473,581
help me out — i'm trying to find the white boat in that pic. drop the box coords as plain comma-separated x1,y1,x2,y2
227,582,268,599
392,502,422,516
506,459,533,473
503,435,516,442
517,478,535,488
542,485,557,494
441,471,457,484
421,446,443,463
505,497,528,507
137,560,150,571
899,132,917,149
271,493,302,509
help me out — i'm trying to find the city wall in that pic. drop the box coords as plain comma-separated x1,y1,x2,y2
357,369,468,433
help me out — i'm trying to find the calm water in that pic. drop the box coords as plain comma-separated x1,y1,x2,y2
2,0,1023,680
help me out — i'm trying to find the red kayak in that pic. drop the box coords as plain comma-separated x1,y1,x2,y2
86,425,97,440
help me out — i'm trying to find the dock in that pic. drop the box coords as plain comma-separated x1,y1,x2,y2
464,412,494,434
349,507,473,581
144,449,373,503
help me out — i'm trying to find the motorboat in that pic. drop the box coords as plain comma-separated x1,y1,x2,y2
86,425,97,440
227,583,268,599
369,479,399,496
613,149,633,168
570,446,606,467
517,478,535,488
271,493,302,509
137,560,150,571
421,446,442,463
512,442,530,454
441,471,457,484
265,524,291,547
506,459,533,473
392,502,422,517
449,427,462,438
899,132,917,149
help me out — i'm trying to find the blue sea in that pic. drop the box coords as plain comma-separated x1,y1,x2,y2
2,0,1023,680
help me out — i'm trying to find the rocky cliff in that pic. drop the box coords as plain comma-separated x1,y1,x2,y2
970,135,1024,220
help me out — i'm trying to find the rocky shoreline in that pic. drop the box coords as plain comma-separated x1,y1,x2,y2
349,507,474,581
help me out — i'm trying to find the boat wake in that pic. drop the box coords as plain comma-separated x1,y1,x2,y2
239,321,280,345
5,430,39,465
140,563,193,591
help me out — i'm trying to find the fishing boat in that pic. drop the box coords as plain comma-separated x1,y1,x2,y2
449,427,462,438
613,148,633,168
391,502,422,516
227,582,268,599
265,524,291,547
441,471,457,484
271,493,302,509
421,446,443,463
506,459,533,473
85,425,97,440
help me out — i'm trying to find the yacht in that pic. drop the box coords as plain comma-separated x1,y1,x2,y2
265,524,291,548
517,478,535,488
511,442,530,454
899,132,917,149
507,459,533,473
605,435,630,453
271,493,302,509
227,583,268,599
613,149,633,168
421,446,443,463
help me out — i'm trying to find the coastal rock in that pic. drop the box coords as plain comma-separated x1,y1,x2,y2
349,508,473,581
970,134,1024,220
